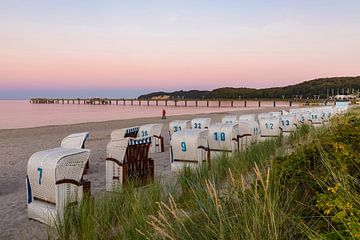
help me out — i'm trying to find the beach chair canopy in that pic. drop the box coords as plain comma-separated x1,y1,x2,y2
257,112,272,120
208,123,239,152
269,111,282,118
191,118,211,129
169,120,191,135
170,129,209,163
61,132,89,149
238,114,256,122
110,126,140,141
222,115,238,124
106,137,153,191
259,117,282,137
27,147,90,225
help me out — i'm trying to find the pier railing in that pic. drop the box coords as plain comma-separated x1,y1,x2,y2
29,98,330,108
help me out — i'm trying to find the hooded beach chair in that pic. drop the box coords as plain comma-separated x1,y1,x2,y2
207,123,240,158
309,110,323,127
280,114,298,136
222,115,238,124
259,117,282,141
169,120,191,139
26,147,91,226
106,136,154,192
170,129,210,171
138,123,164,153
238,114,256,122
61,132,90,171
110,126,140,140
237,120,260,149
191,118,211,129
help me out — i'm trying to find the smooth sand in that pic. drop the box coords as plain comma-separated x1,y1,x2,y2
0,106,289,239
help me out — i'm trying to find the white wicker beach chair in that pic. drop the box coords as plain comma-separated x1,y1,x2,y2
61,132,89,149
26,147,91,226
138,123,164,153
169,120,192,139
280,114,298,136
309,110,323,127
170,129,210,171
259,117,282,141
222,115,238,124
238,114,256,122
191,118,211,129
106,136,154,192
207,123,240,158
237,120,260,149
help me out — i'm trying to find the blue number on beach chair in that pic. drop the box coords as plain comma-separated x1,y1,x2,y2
214,132,218,141
265,123,274,129
220,132,225,141
37,167,43,185
173,126,178,132
194,123,202,129
181,142,187,152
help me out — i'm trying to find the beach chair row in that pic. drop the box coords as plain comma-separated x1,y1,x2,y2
25,105,348,226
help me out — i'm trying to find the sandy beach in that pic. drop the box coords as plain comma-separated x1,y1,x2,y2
0,106,290,239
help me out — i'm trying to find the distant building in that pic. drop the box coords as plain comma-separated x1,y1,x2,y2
151,95,170,100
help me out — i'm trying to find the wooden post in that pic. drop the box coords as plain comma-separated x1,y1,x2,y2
165,100,168,106
231,101,234,107
258,101,261,107
244,100,247,107
139,100,141,106
147,100,150,106
175,101,177,107
62,99,64,104
78,99,80,104
185,100,187,107
156,100,158,106
219,100,221,107
131,100,133,106
207,100,209,107
289,101,292,107
72,99,75,104
273,101,276,107
195,100,198,107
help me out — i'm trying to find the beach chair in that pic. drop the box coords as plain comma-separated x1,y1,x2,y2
269,111,282,118
238,114,256,122
26,148,91,226
237,120,260,149
207,123,240,158
61,132,90,171
106,137,154,192
309,110,323,127
321,108,335,125
170,129,210,171
222,115,238,124
138,124,164,153
169,120,191,139
259,117,282,141
280,114,298,136
191,118,211,129
295,111,311,125
61,132,89,149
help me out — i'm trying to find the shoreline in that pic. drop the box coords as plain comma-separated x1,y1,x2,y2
0,106,290,239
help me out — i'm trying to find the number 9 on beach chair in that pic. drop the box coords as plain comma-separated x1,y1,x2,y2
170,129,210,171
259,117,282,141
106,137,154,192
138,124,164,153
191,118,211,129
26,148,91,226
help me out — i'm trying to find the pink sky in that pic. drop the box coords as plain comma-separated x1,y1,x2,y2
0,0,360,98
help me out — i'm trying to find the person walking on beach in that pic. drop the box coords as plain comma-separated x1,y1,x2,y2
162,109,166,120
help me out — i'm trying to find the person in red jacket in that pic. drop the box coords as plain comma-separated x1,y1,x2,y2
162,109,166,120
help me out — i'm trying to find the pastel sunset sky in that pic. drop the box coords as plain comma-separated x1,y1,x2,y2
1,0,360,99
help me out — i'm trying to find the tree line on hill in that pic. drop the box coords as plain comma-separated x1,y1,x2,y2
138,76,360,100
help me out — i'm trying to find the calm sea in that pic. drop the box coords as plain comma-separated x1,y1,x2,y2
0,100,267,129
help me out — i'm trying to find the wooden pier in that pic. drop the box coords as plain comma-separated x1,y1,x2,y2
29,98,304,108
